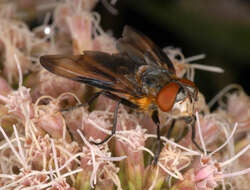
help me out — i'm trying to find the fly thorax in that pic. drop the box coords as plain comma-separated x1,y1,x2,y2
139,66,172,97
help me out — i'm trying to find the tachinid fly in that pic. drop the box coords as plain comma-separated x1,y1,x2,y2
40,26,201,162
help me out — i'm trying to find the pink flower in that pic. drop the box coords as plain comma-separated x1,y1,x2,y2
226,90,250,133
33,69,85,100
77,130,124,190
67,13,93,53
4,86,34,120
33,95,71,141
194,157,221,190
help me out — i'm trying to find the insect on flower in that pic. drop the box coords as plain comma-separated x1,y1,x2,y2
40,26,200,162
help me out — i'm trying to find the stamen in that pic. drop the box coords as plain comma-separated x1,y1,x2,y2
77,129,97,187
0,125,25,167
13,125,27,168
101,0,118,15
14,54,23,88
87,118,111,135
221,144,250,167
209,122,238,156
0,174,15,179
185,54,206,62
208,84,243,108
146,134,200,155
0,95,8,102
196,111,207,155
158,162,182,179
191,64,224,73
50,139,60,177
57,92,82,104
58,152,83,172
222,168,250,178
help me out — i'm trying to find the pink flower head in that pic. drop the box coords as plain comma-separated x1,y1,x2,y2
194,157,222,190
82,109,114,143
158,143,192,179
115,126,146,182
33,95,72,141
0,19,34,83
67,12,93,53
78,130,124,189
33,69,84,100
226,90,250,133
5,86,34,120
92,33,117,53
64,107,87,144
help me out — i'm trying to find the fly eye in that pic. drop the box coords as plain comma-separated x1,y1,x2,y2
156,82,180,112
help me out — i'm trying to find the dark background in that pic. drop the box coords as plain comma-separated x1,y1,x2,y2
96,0,250,102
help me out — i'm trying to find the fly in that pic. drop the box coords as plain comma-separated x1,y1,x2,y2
40,26,201,162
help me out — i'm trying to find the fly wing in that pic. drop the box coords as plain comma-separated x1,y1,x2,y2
40,51,143,97
117,26,176,74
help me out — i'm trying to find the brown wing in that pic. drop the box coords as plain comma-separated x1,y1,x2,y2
40,51,144,97
117,26,176,74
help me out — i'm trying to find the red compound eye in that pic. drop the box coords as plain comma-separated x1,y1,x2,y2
156,82,180,112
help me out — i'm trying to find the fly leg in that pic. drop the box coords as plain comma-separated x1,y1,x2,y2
167,119,176,139
152,110,162,163
92,100,121,145
88,91,138,145
167,119,189,142
62,90,138,145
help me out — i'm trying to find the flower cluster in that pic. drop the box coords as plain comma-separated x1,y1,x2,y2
0,0,249,190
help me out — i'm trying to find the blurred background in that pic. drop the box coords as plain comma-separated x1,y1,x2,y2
8,0,250,102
